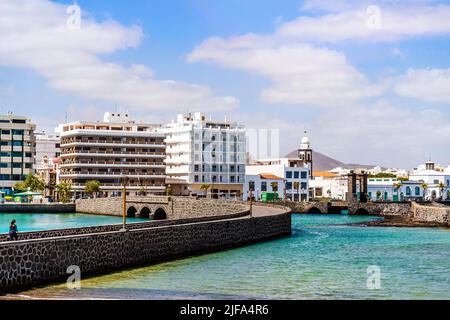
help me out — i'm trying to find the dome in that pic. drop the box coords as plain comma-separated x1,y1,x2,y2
300,131,311,150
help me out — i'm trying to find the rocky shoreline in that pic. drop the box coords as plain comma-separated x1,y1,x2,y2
349,216,449,228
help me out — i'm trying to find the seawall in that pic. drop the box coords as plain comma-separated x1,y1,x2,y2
0,204,76,213
411,202,450,225
0,208,291,293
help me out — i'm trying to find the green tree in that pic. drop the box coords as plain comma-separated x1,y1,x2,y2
56,182,72,203
165,186,173,196
438,182,446,199
393,182,402,201
270,182,279,193
84,180,101,198
421,183,428,199
376,191,382,201
14,174,45,192
200,184,210,198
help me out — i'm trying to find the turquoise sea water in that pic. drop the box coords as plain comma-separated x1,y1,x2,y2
0,213,149,233
11,214,450,300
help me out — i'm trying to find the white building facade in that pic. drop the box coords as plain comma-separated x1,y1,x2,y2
367,178,424,202
246,158,310,201
409,161,450,200
160,112,246,199
58,112,166,197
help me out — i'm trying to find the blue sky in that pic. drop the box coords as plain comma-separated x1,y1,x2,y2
1,0,450,168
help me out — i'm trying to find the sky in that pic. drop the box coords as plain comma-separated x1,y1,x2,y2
1,0,450,169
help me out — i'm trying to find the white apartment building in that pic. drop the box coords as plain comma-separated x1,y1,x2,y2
0,114,36,196
246,158,310,201
367,177,424,202
160,112,246,199
35,131,61,166
409,161,450,200
57,112,166,197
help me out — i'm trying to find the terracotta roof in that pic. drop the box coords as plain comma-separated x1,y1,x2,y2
259,173,286,180
313,171,338,178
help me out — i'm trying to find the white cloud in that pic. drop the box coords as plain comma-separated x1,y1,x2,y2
395,68,450,103
188,36,382,107
278,4,450,43
0,0,237,111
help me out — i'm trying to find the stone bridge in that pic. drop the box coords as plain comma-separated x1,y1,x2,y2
76,196,248,220
276,201,330,214
270,199,412,216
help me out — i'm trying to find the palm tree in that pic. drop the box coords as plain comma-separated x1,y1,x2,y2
85,180,101,198
393,182,402,201
270,182,279,192
56,182,72,203
421,183,428,200
438,182,446,200
200,184,210,198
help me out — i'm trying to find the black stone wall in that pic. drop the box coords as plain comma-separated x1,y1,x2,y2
0,212,291,293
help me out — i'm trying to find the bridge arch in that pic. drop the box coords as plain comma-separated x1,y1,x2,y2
307,207,322,214
127,206,137,217
139,207,151,219
154,208,167,220
354,208,370,215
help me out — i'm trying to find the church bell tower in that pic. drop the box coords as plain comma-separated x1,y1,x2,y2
298,131,313,178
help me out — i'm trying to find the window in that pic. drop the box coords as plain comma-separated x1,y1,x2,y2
406,187,411,196
194,165,199,172
301,182,307,190
12,129,24,135
301,171,307,179
249,181,255,191
261,181,267,191
194,175,199,182
286,171,292,179
294,171,299,179
286,182,292,190
415,187,421,196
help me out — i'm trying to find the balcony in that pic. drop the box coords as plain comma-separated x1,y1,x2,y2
60,161,165,169
60,173,166,179
60,141,165,148
60,150,166,158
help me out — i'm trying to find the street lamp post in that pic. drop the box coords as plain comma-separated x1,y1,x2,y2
121,175,129,231
249,189,253,217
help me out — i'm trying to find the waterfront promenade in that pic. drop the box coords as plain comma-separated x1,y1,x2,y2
0,201,291,294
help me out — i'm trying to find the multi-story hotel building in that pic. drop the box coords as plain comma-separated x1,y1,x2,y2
160,112,246,199
58,112,166,197
0,114,36,196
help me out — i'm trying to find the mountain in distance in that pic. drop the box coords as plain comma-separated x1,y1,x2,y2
284,150,377,172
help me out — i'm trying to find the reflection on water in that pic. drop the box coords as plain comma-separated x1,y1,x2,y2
3,214,450,300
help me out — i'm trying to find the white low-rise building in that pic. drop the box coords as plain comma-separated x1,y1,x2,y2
367,178,424,201
409,161,450,200
309,171,348,200
243,174,285,201
246,158,309,201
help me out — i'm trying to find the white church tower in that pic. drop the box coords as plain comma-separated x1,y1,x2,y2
298,131,313,178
